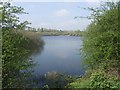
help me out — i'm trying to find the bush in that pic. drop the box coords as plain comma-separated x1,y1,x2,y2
81,1,119,70
2,30,44,88
66,69,120,89
89,70,120,88
2,2,45,88
66,2,120,89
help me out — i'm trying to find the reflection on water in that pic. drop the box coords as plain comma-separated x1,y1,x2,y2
32,38,45,55
31,36,85,77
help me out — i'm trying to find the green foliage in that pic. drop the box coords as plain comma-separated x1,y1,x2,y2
2,29,44,88
17,30,44,53
43,85,49,89
67,70,120,89
2,30,33,88
89,70,119,88
81,2,119,70
2,2,44,88
67,1,120,89
2,2,30,30
66,77,90,88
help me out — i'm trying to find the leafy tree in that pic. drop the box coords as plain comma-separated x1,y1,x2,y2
81,2,119,70
1,2,37,88
2,30,34,88
2,2,30,30
17,21,31,30
66,1,120,89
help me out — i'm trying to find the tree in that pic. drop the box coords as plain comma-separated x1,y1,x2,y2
17,21,31,30
81,2,119,70
41,28,44,32
2,2,34,88
2,2,30,30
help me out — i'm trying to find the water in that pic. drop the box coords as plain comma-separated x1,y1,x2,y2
31,36,84,77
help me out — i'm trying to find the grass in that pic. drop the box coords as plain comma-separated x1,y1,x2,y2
67,77,90,88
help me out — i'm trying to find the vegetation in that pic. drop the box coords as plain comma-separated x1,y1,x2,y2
67,69,120,88
2,2,44,88
0,35,1,89
1,1,120,89
32,71,77,88
82,2,119,70
27,28,83,36
37,30,83,36
66,1,120,89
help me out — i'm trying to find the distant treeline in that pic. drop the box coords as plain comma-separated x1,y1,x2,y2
24,28,84,36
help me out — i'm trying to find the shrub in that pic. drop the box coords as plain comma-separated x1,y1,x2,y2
89,70,120,88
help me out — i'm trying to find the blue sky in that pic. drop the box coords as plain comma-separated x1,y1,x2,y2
11,0,117,31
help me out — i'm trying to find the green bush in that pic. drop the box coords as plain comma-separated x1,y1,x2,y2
89,70,119,88
66,2,120,89
2,30,31,88
1,2,44,88
66,70,119,89
81,1,119,70
2,30,44,88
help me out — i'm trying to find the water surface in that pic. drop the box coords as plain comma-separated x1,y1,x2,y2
32,36,84,76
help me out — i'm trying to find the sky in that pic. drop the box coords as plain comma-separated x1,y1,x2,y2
10,0,118,31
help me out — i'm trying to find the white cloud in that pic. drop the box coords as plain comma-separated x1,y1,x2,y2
54,9,70,17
